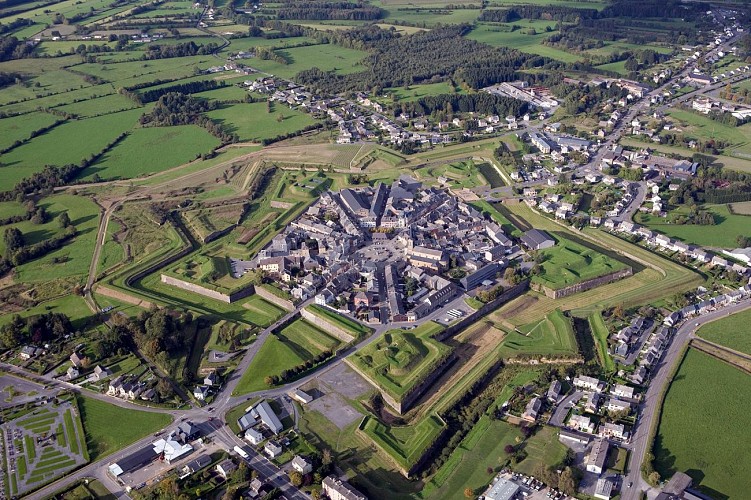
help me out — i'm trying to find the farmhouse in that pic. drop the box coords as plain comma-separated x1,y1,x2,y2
520,229,555,250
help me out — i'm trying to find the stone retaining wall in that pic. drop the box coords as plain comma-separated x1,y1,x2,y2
300,308,355,343
254,285,295,311
159,274,254,303
535,267,633,299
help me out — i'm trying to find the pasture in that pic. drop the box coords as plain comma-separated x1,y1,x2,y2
637,204,751,249
349,321,451,400
532,234,628,290
498,309,578,358
232,319,340,395
0,112,59,152
386,82,465,102
77,395,171,460
0,108,144,189
654,349,751,500
697,308,751,356
467,22,581,63
240,44,368,79
206,102,318,142
668,109,751,155
80,126,220,181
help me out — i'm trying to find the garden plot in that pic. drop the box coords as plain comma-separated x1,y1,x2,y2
1,401,88,496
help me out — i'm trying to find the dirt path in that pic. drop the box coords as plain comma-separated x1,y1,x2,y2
404,321,506,421
94,285,154,309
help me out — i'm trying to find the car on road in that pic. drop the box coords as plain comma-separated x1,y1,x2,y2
627,482,632,488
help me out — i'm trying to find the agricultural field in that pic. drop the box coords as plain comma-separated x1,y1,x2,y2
668,109,751,156
206,102,318,143
380,7,481,26
532,234,628,291
636,204,751,249
239,44,369,79
233,318,340,395
349,321,451,401
0,108,144,189
0,112,59,152
76,395,171,460
654,349,751,499
79,126,220,181
467,22,581,63
697,308,751,356
497,309,579,358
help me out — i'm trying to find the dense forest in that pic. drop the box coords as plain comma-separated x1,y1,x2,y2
140,92,238,143
272,1,382,20
296,25,551,92
399,93,529,120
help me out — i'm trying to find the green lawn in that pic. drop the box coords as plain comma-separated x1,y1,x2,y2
0,108,144,189
349,321,450,400
241,295,285,327
306,304,371,337
0,200,27,220
232,319,337,395
0,294,91,328
654,349,751,499
596,60,628,75
240,43,368,79
532,234,628,290
499,309,578,358
512,425,568,475
588,312,615,372
77,395,171,460
360,414,445,470
206,102,318,142
79,125,220,181
637,204,751,249
385,82,465,102
697,308,751,356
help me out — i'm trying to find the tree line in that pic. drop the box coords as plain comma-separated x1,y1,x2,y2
400,93,529,120
139,92,238,143
143,41,220,60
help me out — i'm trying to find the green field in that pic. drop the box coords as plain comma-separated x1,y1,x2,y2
79,125,220,181
466,22,581,63
499,309,578,358
668,109,751,155
654,349,751,499
349,321,450,400
239,43,368,79
206,102,318,142
306,304,371,337
385,82,465,102
0,108,144,189
232,319,340,395
587,312,615,372
697,308,751,356
532,234,628,290
360,414,445,470
596,60,628,75
511,425,568,476
637,204,751,249
0,112,59,152
56,93,141,118
0,294,91,329
77,395,171,460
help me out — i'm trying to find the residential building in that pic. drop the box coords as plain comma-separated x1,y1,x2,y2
611,384,634,399
522,397,543,422
569,414,595,433
245,427,263,445
547,380,562,402
520,229,555,250
586,438,610,474
573,375,605,392
264,440,283,459
322,476,368,500
194,385,209,401
600,422,626,440
291,455,313,474
216,459,238,479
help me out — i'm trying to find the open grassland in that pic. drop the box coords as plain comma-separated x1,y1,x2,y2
596,60,628,75
697,307,751,356
512,425,568,475
240,44,368,79
385,82,465,102
206,102,318,142
668,109,751,155
349,321,450,400
77,395,171,460
380,7,481,26
73,55,215,84
636,204,750,249
654,349,751,500
0,195,100,282
0,112,59,151
417,160,487,189
0,109,144,189
532,234,628,290
54,93,141,118
466,22,581,63
80,126,220,181
0,200,27,219
487,0,608,7
0,294,90,328
498,309,578,358
233,319,339,395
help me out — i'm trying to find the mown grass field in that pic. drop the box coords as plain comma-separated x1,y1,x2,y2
306,304,371,337
77,395,171,460
385,82,465,102
79,125,220,181
532,234,628,290
637,204,751,249
349,321,450,399
654,349,751,500
206,102,318,142
498,309,578,358
512,425,568,476
240,43,368,79
697,307,751,356
232,319,339,395
360,414,445,470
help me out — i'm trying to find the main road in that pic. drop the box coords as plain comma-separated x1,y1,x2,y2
621,299,751,500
